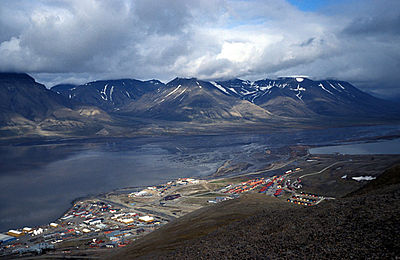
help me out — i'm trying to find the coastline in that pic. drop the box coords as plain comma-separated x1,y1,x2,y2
2,149,400,257
6,135,400,233
53,135,400,233
2,129,400,258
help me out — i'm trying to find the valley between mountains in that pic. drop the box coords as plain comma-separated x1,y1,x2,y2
1,72,399,140
1,72,400,259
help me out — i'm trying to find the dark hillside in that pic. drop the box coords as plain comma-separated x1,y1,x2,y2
0,73,71,124
346,164,400,197
109,194,292,259
110,165,400,259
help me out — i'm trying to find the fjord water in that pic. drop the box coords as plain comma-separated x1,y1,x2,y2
310,138,400,155
0,125,399,231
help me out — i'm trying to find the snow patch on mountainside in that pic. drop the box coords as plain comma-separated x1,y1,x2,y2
166,85,181,98
241,89,257,95
319,83,333,95
228,88,238,94
291,85,306,92
173,88,187,100
210,81,229,94
110,86,114,102
259,86,273,91
352,176,376,181
327,81,341,92
291,84,306,101
101,84,108,101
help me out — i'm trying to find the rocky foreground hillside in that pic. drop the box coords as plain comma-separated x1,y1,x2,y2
110,165,400,259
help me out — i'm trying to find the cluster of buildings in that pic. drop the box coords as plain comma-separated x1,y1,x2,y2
129,178,202,198
222,178,266,194
1,176,207,257
1,169,328,257
257,168,302,196
216,168,303,200
212,167,315,204
287,193,322,206
0,199,166,257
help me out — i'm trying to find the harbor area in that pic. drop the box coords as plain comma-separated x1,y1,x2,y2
1,153,399,258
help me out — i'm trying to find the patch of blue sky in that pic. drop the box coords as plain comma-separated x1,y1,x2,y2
287,0,357,12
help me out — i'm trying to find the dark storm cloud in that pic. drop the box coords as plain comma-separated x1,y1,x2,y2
328,0,400,96
132,0,192,35
343,16,400,36
338,0,400,35
0,0,399,96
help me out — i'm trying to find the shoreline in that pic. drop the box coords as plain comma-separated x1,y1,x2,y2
1,123,399,147
2,150,400,257
51,172,217,232
4,135,400,233
1,130,400,257
53,135,400,234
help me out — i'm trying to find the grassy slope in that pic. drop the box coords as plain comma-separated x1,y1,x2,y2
109,164,400,259
108,194,292,259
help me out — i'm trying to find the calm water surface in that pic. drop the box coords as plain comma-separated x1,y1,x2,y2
310,138,400,155
1,124,399,231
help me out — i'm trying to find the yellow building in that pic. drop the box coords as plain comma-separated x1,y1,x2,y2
7,230,23,237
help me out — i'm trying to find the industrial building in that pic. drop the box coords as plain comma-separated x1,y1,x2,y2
0,234,16,244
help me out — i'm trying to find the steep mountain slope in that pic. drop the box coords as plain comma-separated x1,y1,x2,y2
119,78,274,122
0,73,72,124
2,72,398,138
216,77,400,118
51,76,399,122
0,73,111,138
52,79,163,112
50,83,77,97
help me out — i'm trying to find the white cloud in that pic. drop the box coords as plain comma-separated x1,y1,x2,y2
0,0,399,96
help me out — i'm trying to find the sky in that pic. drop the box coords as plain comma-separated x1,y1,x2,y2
0,0,399,98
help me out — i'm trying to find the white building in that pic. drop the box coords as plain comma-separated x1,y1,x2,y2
139,216,154,222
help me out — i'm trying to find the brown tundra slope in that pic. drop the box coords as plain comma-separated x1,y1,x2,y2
110,165,400,259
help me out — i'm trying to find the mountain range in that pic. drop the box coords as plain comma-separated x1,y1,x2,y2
1,72,399,139
52,75,399,119
215,77,398,118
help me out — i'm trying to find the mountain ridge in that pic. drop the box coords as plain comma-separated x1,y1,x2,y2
0,72,112,138
51,75,400,120
1,72,399,139
0,73,72,123
52,78,163,112
118,77,275,122
215,77,399,118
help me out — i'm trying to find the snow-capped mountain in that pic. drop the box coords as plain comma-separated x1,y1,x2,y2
119,77,273,122
215,77,399,118
51,79,164,112
51,76,399,121
1,72,399,138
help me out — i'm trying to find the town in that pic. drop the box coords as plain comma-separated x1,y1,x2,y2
4,152,386,258
1,164,332,258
